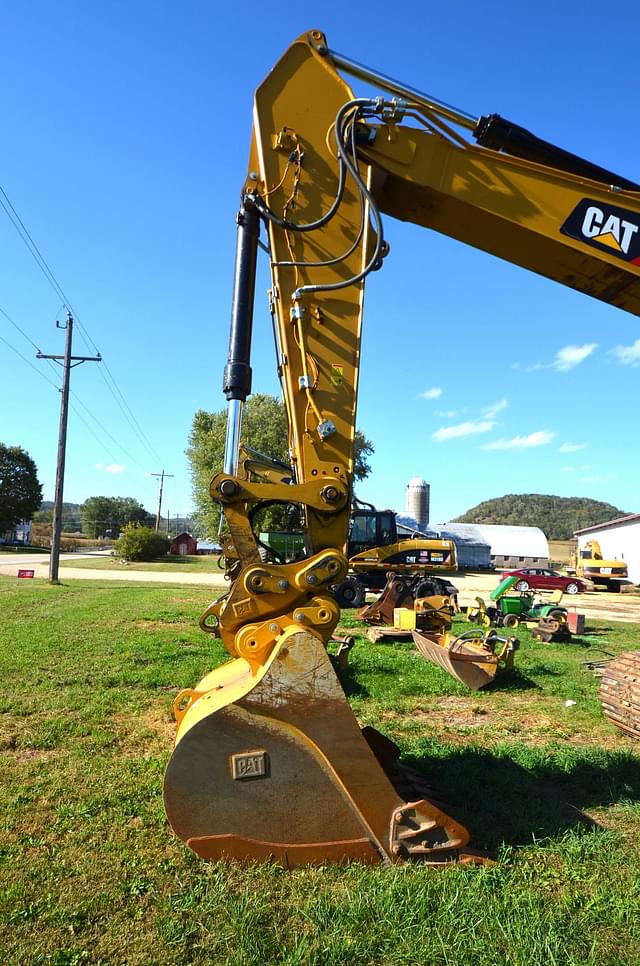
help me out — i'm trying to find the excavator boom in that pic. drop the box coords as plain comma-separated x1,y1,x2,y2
164,31,640,866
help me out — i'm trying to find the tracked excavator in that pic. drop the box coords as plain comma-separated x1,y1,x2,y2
163,31,640,866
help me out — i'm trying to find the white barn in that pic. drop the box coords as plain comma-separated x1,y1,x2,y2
443,522,549,569
575,514,640,584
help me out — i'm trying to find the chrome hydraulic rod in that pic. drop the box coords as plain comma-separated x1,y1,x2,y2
222,197,260,477
320,44,478,131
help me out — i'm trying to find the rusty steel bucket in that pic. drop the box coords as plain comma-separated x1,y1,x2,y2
411,629,516,691
163,626,473,867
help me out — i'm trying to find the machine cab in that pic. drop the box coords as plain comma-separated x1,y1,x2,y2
348,509,397,556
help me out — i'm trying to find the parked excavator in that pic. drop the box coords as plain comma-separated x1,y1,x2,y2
569,539,629,591
259,498,458,607
163,31,640,866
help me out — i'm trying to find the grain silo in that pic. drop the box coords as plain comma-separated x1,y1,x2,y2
405,478,430,528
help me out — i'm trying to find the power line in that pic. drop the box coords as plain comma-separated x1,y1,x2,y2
0,320,148,471
0,330,60,390
0,182,166,467
0,304,43,353
69,391,149,472
37,313,102,583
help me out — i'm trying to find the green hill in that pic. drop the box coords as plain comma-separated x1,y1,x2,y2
452,494,627,540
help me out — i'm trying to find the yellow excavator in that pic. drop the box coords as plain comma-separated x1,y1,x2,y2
163,31,640,866
258,498,458,607
570,539,629,591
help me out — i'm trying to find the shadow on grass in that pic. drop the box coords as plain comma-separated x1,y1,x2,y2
484,670,539,692
401,744,640,850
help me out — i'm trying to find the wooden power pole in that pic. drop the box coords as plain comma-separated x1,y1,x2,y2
152,470,174,531
37,313,101,583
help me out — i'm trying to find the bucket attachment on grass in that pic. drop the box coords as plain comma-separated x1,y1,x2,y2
412,628,518,690
164,625,473,866
530,616,572,644
357,572,415,625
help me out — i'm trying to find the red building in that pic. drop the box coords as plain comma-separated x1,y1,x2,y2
170,532,197,556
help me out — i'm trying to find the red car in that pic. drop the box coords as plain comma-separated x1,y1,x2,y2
500,567,588,595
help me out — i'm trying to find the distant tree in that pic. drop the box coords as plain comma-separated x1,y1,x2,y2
34,501,82,532
353,430,374,482
81,495,148,538
453,493,627,540
114,524,170,562
0,444,42,534
186,393,375,537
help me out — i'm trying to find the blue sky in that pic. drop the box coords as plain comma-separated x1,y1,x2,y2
2,2,639,528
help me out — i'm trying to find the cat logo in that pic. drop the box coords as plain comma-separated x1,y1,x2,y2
561,199,640,264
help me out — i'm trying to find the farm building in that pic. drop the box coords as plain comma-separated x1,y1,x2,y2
436,524,492,570
441,522,549,569
575,514,640,583
396,516,492,569
0,519,32,544
170,532,197,556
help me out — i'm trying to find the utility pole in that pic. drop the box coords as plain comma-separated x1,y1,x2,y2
152,470,174,531
37,313,101,583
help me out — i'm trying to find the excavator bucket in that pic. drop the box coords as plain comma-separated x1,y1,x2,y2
357,572,415,625
163,626,473,866
411,629,517,691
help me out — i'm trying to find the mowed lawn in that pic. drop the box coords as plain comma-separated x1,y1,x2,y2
1,577,639,965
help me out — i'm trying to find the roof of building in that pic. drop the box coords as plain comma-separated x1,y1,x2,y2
575,513,640,535
441,522,548,556
436,523,491,548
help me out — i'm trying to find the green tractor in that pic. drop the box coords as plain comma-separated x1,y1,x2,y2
468,575,569,631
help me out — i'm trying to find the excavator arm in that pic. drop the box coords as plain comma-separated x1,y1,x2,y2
163,31,640,867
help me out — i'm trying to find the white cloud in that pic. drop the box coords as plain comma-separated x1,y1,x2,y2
561,466,575,473
437,409,458,419
581,472,617,484
95,462,126,474
416,387,442,400
433,420,495,441
483,398,507,419
482,430,555,450
611,338,640,367
559,442,586,453
551,343,597,372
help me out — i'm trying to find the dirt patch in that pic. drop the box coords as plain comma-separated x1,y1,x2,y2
139,706,176,744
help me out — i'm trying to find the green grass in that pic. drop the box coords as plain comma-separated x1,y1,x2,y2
1,576,639,965
59,553,223,573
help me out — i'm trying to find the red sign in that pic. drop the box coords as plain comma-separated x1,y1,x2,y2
17,569,35,579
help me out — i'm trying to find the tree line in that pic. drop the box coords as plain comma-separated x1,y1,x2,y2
453,493,626,540
1,442,163,543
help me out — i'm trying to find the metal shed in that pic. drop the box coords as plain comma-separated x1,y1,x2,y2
435,524,492,570
396,516,492,570
445,523,549,569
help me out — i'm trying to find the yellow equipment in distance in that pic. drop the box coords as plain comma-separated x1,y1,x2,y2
163,31,640,867
571,539,630,590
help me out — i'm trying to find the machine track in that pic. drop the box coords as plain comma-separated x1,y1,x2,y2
600,651,640,739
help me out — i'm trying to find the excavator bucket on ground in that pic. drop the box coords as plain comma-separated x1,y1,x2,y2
164,625,474,866
412,629,518,691
357,573,415,625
